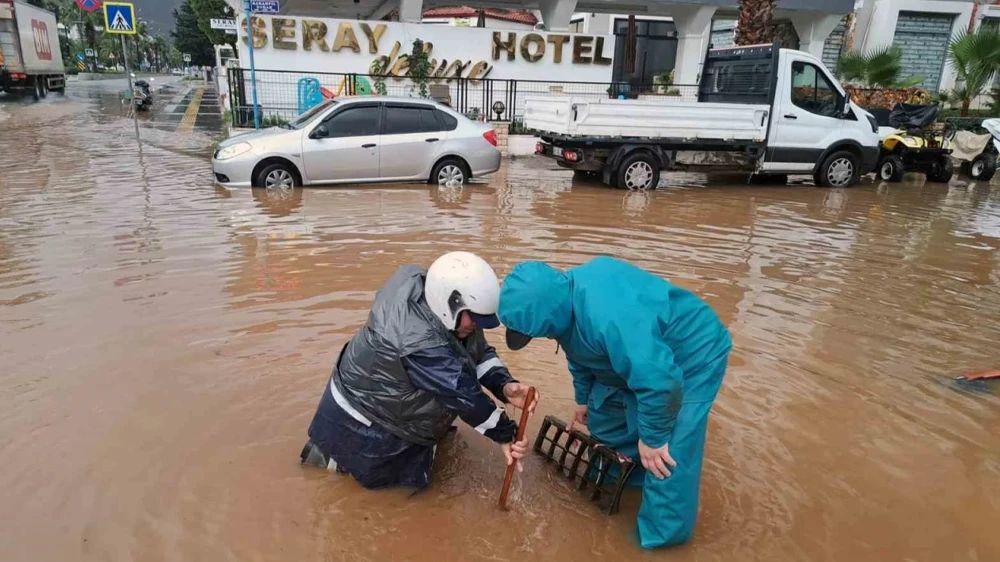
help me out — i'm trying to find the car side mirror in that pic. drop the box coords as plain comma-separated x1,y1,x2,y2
841,97,851,116
312,124,329,139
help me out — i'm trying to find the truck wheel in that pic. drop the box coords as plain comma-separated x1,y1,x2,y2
32,77,42,101
969,153,996,181
616,152,660,190
877,155,905,183
927,158,954,183
815,150,860,188
40,78,48,99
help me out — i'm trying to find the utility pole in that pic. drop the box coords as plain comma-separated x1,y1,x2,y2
243,0,260,129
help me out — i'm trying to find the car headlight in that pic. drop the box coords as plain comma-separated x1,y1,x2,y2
215,142,252,161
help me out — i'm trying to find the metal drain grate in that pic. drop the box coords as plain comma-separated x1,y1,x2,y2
532,415,637,515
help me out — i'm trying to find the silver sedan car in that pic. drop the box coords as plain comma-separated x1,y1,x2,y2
213,97,502,188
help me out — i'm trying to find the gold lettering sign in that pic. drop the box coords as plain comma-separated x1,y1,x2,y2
520,33,545,63
593,37,612,65
302,20,329,52
239,16,267,49
359,23,386,54
272,18,296,50
572,36,593,64
333,22,361,53
467,60,493,81
243,19,611,81
492,32,516,61
547,34,569,64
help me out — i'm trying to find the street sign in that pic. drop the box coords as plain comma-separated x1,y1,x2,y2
103,2,136,36
76,53,85,62
183,53,191,63
210,18,238,32
75,0,102,13
85,48,96,57
249,0,280,14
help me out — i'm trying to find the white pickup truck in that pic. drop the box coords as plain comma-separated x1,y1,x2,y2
527,43,880,189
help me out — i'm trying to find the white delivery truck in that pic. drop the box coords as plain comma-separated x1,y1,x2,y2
0,0,65,100
527,43,880,189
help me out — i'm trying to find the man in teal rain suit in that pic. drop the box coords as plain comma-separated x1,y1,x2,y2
498,256,731,549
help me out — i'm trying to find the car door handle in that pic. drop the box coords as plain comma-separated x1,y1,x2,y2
425,138,440,143
784,114,798,119
362,143,376,148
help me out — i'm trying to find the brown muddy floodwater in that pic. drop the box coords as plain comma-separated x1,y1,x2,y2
2,92,1000,562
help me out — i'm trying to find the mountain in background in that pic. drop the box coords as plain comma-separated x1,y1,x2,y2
133,0,184,36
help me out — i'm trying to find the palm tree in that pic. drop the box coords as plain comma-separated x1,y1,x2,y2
947,28,1000,116
836,45,923,88
735,0,776,45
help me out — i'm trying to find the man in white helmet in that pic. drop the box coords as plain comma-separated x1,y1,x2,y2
300,252,537,489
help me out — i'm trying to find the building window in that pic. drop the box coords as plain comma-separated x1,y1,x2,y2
569,18,584,33
612,18,678,86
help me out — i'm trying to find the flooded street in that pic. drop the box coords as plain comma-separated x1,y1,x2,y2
2,82,1000,562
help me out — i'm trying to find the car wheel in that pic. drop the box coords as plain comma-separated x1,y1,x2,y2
927,158,954,184
430,158,468,185
815,150,860,188
969,153,996,182
877,155,905,183
616,152,660,190
255,163,299,189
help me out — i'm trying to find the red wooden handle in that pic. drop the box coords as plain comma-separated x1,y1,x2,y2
498,386,536,510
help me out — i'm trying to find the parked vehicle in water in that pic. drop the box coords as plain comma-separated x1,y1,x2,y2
212,97,501,188
133,78,153,111
0,0,65,100
958,117,1000,182
528,43,880,189
875,103,955,183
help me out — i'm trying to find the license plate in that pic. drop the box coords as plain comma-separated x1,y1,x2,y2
552,147,563,157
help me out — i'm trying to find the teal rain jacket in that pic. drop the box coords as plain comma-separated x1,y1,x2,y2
498,257,732,548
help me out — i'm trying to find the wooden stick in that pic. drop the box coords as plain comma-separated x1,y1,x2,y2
498,386,536,511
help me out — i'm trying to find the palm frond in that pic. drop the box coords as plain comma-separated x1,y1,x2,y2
836,50,868,83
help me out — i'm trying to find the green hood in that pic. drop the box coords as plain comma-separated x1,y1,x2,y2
498,261,573,340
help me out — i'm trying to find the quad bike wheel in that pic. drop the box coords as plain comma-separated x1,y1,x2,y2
877,155,905,183
927,157,954,184
969,153,997,182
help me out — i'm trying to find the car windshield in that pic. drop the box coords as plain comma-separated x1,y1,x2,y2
282,100,336,129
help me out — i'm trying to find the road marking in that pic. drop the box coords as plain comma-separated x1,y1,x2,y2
177,86,205,133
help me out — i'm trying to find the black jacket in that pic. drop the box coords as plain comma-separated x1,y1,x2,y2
332,266,517,446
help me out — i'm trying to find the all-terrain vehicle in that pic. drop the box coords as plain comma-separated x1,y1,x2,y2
876,103,955,183
959,118,1000,182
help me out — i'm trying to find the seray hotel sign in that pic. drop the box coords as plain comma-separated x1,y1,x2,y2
238,16,617,82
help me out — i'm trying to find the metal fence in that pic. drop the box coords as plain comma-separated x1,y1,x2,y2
226,67,700,129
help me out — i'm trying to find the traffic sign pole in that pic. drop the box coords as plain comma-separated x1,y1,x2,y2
122,35,140,144
244,0,260,130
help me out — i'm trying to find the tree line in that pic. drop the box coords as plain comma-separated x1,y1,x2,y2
22,0,237,71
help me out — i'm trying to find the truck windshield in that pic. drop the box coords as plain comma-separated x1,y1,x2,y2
283,101,336,129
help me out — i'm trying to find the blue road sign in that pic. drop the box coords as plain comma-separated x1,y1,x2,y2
76,53,85,62
249,0,279,14
103,2,136,35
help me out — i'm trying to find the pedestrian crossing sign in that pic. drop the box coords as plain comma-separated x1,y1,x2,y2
103,2,136,35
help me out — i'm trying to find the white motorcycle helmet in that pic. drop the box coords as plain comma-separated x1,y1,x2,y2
425,252,501,331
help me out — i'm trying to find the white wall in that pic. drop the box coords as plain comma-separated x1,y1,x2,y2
421,17,536,31
853,0,974,91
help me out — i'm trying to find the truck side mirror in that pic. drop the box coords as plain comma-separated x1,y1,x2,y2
842,97,851,116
